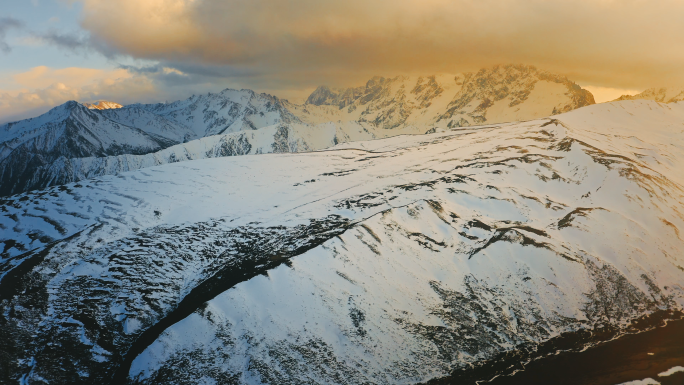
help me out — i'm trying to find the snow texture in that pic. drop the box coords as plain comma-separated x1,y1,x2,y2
1,99,683,384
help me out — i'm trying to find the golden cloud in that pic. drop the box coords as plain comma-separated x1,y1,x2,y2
74,0,684,90
0,66,156,123
12,66,131,89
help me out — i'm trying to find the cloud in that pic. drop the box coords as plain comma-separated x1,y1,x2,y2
12,66,129,89
0,66,159,123
33,30,91,52
0,64,242,124
70,0,684,90
0,17,25,53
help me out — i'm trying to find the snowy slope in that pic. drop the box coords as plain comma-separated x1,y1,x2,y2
1,100,683,384
99,106,197,144
11,120,391,190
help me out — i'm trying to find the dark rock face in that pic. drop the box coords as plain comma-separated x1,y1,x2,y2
271,125,291,153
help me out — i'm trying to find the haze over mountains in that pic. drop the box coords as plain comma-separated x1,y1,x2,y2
0,65,596,197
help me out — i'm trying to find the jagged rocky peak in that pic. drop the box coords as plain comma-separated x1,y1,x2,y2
84,100,124,110
449,64,595,112
307,85,354,108
129,87,298,138
305,76,397,109
614,87,684,103
438,64,595,126
302,64,595,130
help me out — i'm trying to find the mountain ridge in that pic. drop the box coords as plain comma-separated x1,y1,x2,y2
614,87,684,103
303,64,595,129
0,65,597,197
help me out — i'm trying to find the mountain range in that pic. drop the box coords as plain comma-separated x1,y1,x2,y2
0,64,595,197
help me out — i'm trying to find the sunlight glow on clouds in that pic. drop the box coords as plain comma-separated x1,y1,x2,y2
2,0,684,122
73,0,684,91
11,66,131,89
582,86,640,103
0,66,155,123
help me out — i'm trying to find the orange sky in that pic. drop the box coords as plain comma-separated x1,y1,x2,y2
77,0,684,90
1,0,683,122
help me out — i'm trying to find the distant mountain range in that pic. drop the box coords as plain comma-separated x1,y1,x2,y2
302,64,595,129
614,87,684,103
0,64,597,197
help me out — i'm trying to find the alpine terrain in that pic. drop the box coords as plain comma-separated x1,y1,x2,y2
1,98,683,384
0,65,594,197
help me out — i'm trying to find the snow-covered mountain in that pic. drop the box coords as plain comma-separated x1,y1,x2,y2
298,64,595,129
84,101,124,110
0,90,299,197
0,65,595,197
0,101,182,196
1,99,682,384
98,106,196,144
129,89,299,138
615,87,684,103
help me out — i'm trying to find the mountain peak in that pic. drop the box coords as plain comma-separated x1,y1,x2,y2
303,64,595,129
84,100,123,110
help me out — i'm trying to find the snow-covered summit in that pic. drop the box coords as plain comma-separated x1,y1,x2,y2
0,90,300,196
84,101,124,110
129,88,299,138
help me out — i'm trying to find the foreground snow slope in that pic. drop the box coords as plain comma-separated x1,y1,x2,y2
0,100,683,384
